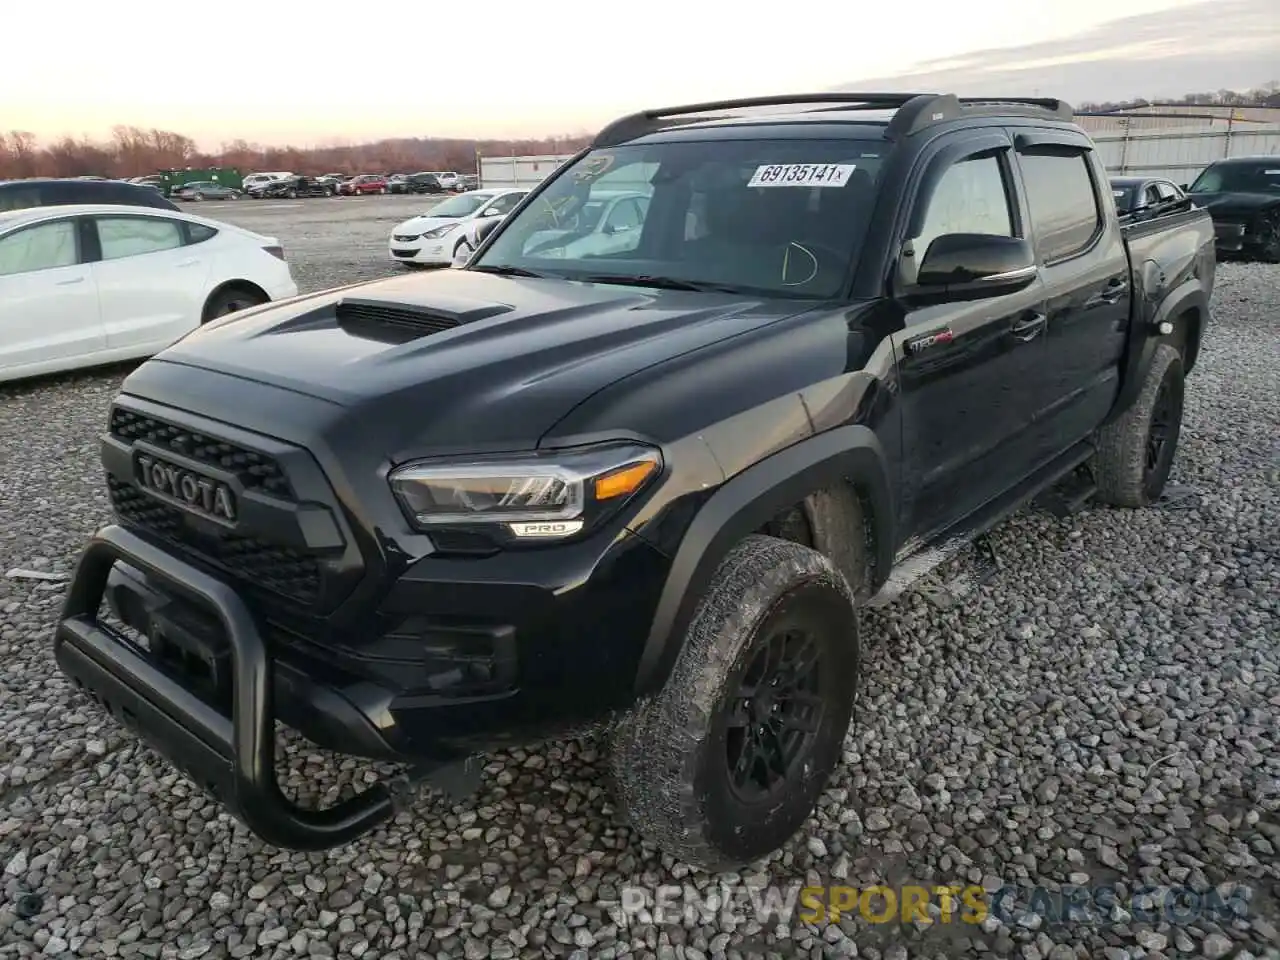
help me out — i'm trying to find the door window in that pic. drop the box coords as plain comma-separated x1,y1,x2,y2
483,192,525,216
604,197,645,233
0,221,79,276
1017,151,1103,262
912,153,1015,262
1154,182,1180,201
97,216,185,261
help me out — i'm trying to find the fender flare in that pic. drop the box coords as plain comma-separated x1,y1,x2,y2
632,425,894,696
1106,278,1206,424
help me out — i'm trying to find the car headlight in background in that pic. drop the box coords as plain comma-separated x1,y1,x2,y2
389,442,662,540
422,224,456,240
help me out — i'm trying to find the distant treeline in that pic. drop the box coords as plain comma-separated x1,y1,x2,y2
0,125,593,181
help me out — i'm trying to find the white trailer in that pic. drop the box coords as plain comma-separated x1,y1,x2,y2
479,154,575,189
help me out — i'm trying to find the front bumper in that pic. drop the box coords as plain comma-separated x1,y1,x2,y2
389,238,452,265
1213,220,1247,253
53,524,400,850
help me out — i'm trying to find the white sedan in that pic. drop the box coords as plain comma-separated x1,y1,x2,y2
388,188,528,267
0,203,298,384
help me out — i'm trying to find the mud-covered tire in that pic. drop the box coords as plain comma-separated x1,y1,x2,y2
610,534,859,871
1093,343,1185,507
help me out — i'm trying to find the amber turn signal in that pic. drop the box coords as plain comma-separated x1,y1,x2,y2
593,460,658,501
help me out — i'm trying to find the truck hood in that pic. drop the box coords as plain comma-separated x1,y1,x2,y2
1193,191,1280,216
146,268,814,457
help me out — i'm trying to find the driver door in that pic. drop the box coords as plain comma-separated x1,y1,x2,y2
0,217,103,378
892,135,1050,544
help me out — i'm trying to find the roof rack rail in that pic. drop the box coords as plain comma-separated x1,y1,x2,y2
592,92,926,147
886,95,1074,137
592,92,1075,148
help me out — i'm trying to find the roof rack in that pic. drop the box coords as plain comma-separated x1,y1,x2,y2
591,92,1074,147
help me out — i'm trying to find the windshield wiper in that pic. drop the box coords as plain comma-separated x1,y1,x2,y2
468,264,551,279
577,273,743,293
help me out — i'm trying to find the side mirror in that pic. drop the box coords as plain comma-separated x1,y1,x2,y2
474,218,502,244
1179,183,1189,191
914,233,1037,299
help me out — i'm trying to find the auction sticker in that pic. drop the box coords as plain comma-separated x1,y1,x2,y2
748,163,856,188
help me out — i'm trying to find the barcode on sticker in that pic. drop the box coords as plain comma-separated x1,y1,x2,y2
748,164,856,188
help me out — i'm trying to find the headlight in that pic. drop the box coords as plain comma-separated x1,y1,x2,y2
389,442,662,540
422,224,456,240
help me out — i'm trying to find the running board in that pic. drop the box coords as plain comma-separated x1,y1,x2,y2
867,441,1096,607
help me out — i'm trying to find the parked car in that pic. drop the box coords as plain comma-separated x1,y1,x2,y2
0,178,178,213
405,172,444,194
249,176,337,199
454,174,480,192
50,92,1214,870
517,189,651,260
435,171,459,190
388,187,527,266
386,174,410,194
1109,176,1188,219
171,181,242,201
0,203,297,383
1185,155,1280,262
339,174,389,196
239,173,290,196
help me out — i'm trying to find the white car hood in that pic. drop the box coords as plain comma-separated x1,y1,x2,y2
394,215,464,236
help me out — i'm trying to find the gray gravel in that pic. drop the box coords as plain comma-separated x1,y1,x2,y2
1,210,1277,960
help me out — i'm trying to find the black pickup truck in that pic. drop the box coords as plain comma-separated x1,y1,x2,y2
53,92,1215,870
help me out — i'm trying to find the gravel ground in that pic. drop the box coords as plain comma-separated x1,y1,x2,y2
0,207,1276,960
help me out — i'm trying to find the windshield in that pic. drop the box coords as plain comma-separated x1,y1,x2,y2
473,137,888,298
428,193,493,218
1189,161,1280,194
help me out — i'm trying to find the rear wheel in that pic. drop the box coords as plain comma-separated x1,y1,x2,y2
1093,343,1185,507
203,285,268,322
610,534,859,871
287,188,298,199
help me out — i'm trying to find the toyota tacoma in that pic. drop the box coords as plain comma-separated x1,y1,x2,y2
53,92,1215,870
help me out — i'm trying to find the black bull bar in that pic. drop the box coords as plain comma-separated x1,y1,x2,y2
52,523,398,850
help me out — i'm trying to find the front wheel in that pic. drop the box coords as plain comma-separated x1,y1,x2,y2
288,188,298,199
1093,342,1185,507
453,239,473,265
610,534,859,871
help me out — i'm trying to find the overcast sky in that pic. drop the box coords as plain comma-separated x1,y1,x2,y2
1,0,1274,149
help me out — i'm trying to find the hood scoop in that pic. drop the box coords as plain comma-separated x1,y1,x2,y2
335,297,513,344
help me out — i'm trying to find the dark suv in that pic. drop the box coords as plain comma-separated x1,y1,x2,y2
0,177,179,213
53,92,1214,870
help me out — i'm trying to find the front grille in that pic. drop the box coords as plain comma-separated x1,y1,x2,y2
108,478,322,605
108,408,322,606
110,408,294,500
392,248,420,257
392,234,419,242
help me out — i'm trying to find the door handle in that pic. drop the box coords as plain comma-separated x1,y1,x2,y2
176,258,199,267
55,276,85,286
1010,311,1046,342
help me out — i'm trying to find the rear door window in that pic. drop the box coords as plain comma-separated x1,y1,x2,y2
96,216,185,260
1017,150,1103,262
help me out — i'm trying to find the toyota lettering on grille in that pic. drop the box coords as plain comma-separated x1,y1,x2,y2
135,453,238,525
